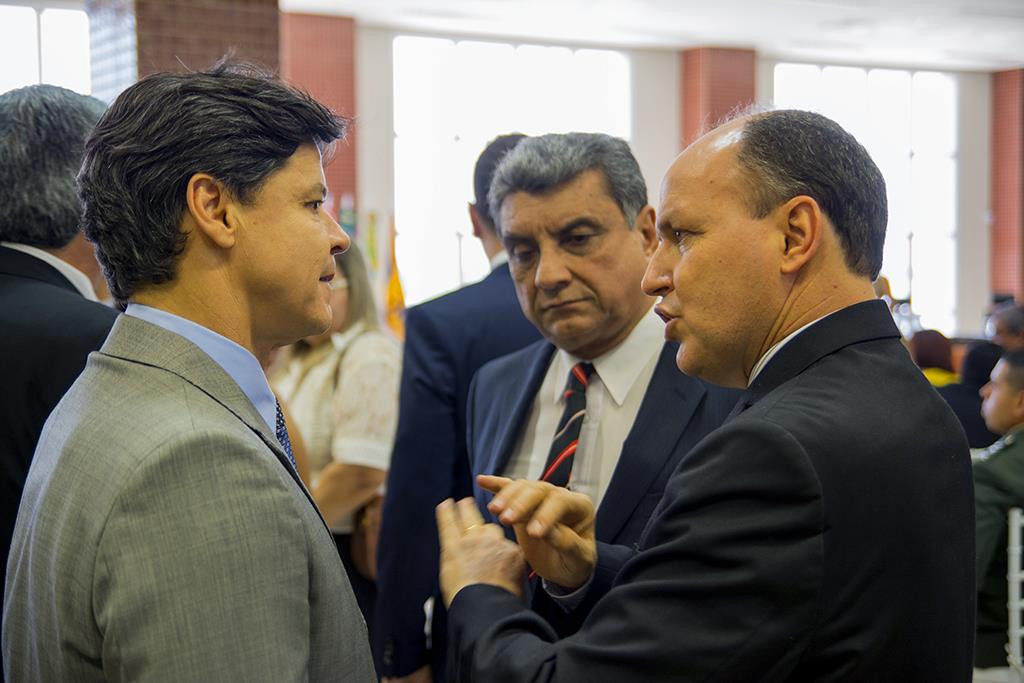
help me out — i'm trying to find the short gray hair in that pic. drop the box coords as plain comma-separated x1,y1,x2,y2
488,132,647,233
0,84,105,247
994,304,1024,335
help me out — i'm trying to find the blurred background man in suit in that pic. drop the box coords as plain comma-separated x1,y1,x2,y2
0,85,118,670
375,133,541,683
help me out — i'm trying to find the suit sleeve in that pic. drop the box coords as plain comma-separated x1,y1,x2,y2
448,419,824,682
92,431,325,682
374,307,459,675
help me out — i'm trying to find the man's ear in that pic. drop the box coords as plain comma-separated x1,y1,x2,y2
634,205,658,257
185,173,236,249
468,203,484,240
778,195,823,275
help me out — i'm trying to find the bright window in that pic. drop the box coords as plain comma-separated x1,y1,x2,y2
0,3,91,94
392,36,631,305
774,63,958,334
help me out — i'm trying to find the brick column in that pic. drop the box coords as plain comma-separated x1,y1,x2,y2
680,47,756,146
135,0,278,76
280,13,357,216
991,69,1024,301
86,0,279,102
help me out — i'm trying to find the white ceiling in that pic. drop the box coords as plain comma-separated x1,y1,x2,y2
280,0,1024,71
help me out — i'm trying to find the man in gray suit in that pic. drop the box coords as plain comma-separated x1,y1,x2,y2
2,63,376,682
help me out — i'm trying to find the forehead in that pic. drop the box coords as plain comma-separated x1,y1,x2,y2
500,169,624,236
260,144,325,196
658,140,745,221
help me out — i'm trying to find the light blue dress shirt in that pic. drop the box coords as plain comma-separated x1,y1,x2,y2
125,304,278,433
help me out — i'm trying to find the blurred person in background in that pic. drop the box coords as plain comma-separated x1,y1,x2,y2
271,240,400,636
937,341,1002,449
973,350,1024,680
910,328,957,387
989,303,1024,353
374,133,541,683
0,85,118,669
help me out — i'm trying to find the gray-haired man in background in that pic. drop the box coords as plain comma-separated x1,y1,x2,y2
0,87,118,673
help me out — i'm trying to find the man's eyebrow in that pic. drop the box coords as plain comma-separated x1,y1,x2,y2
301,183,327,198
553,217,602,236
502,233,533,246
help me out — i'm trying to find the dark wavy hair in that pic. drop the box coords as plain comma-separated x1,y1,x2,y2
0,85,105,247
78,60,348,304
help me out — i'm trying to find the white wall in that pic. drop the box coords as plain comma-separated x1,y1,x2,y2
629,48,680,206
955,71,992,337
354,24,396,271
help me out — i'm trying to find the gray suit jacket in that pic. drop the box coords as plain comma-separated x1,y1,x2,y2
3,315,375,682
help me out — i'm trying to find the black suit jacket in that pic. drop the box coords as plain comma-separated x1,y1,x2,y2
374,264,541,679
448,300,975,682
0,246,117,626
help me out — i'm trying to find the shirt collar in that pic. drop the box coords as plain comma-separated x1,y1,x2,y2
1,241,98,301
489,250,509,270
124,303,278,432
747,313,830,387
552,307,662,407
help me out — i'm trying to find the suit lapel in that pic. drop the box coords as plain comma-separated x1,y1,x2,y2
745,299,902,407
487,342,556,479
98,316,324,520
595,343,705,543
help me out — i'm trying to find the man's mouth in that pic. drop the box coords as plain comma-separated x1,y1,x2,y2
542,298,585,312
654,305,676,324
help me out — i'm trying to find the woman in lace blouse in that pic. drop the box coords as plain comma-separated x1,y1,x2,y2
271,242,401,628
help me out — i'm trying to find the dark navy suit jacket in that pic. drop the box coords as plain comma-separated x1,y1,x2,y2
374,263,541,680
467,336,740,631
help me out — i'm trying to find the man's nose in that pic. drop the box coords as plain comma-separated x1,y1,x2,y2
534,249,571,291
326,210,349,254
641,242,672,297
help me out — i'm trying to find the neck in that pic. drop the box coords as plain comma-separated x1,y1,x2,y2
45,233,105,294
478,229,504,263
134,278,260,358
744,270,877,384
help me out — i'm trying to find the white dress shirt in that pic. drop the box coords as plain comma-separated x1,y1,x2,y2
502,308,663,509
747,313,830,386
2,241,98,301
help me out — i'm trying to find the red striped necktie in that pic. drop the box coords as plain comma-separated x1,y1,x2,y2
540,362,595,488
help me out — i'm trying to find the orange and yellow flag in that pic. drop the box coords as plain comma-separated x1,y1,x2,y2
384,215,405,339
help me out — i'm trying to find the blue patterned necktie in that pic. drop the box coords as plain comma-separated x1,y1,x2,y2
274,400,297,472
